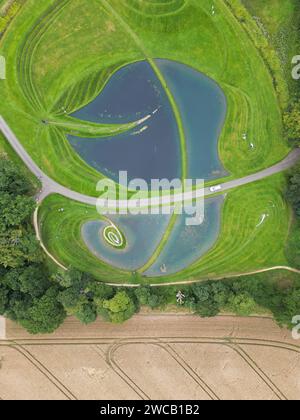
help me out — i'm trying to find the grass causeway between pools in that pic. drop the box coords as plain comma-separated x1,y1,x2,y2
0,0,297,284
0,0,290,197
39,174,291,285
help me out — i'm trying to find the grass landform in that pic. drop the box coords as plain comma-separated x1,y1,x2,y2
0,0,290,195
0,0,300,335
0,0,298,285
38,174,291,284
103,224,126,250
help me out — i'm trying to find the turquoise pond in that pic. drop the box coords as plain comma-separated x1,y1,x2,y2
70,59,227,276
82,197,224,275
68,59,227,184
82,213,172,272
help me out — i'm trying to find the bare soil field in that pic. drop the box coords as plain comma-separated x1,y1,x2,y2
0,314,300,400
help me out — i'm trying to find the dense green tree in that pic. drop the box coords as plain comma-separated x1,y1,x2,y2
0,286,9,314
100,291,137,324
211,281,231,307
0,193,35,230
187,282,223,317
285,163,300,267
57,287,88,314
0,228,42,268
195,301,220,318
88,282,114,301
134,286,170,309
52,270,73,288
135,286,151,306
286,227,300,269
5,291,34,321
3,265,50,298
56,269,101,316
286,168,300,217
191,283,212,302
0,158,66,334
227,293,257,317
147,293,162,309
0,158,31,195
75,302,97,324
284,102,300,145
19,286,66,334
53,268,89,289
274,289,300,326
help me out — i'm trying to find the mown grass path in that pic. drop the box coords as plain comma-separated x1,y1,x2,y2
0,0,297,284
1,115,300,285
1,115,299,208
101,0,188,272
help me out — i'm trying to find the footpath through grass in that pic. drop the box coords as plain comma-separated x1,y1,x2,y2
0,0,295,284
39,174,291,285
0,0,290,196
39,194,133,283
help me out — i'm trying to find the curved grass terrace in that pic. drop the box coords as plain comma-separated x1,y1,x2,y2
0,0,295,283
0,0,290,195
38,174,291,284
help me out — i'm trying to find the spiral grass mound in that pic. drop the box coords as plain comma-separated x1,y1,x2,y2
0,0,292,283
103,224,126,250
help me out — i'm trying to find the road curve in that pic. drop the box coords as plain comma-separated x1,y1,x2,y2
1,116,300,207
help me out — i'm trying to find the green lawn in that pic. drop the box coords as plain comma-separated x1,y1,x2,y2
243,0,300,96
0,0,296,284
151,173,291,283
39,174,291,284
0,0,290,196
38,194,133,283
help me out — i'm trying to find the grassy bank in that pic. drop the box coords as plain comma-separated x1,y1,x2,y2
0,0,290,196
243,0,300,99
38,174,291,284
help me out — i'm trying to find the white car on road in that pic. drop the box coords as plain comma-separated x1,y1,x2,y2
210,185,222,193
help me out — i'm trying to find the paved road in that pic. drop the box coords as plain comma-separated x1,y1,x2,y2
1,116,300,207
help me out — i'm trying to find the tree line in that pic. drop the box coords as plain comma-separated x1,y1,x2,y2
55,269,300,330
283,0,300,147
1,155,300,334
0,156,66,333
286,162,300,268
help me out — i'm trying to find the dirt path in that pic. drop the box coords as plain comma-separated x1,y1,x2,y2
0,316,5,339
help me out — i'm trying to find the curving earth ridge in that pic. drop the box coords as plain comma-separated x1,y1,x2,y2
0,0,298,282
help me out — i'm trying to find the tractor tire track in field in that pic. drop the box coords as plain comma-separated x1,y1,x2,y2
11,344,77,400
91,344,145,400
4,331,300,352
106,343,150,400
2,328,299,400
226,343,287,400
106,339,220,400
108,340,219,400
159,343,220,400
107,338,287,401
